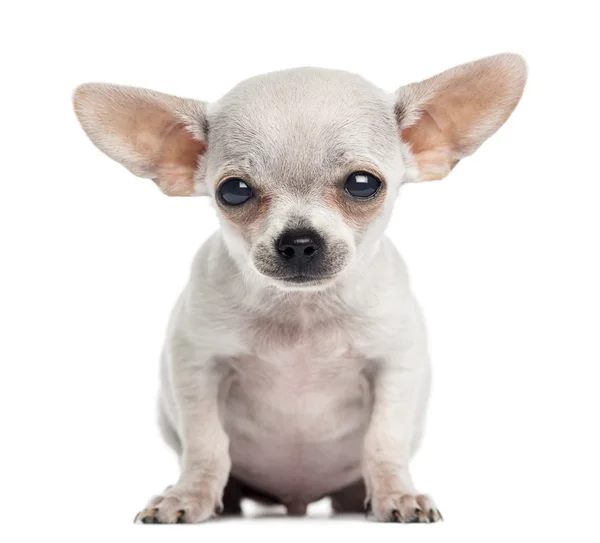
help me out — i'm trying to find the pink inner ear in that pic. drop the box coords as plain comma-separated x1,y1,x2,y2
401,111,457,181
398,54,527,181
73,83,208,196
153,123,206,196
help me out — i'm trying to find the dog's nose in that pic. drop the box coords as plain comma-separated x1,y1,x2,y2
276,230,321,263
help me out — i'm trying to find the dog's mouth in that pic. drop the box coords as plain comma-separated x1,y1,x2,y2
251,241,352,289
275,274,336,285
256,272,340,290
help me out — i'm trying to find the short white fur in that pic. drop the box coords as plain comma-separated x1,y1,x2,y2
73,53,526,523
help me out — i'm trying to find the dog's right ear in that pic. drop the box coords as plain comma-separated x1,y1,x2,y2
73,83,208,196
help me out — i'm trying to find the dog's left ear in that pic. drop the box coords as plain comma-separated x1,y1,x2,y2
73,83,208,196
396,53,527,181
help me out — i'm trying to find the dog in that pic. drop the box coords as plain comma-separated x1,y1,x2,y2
73,53,526,523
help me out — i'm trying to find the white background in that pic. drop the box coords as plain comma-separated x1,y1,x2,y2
1,1,599,541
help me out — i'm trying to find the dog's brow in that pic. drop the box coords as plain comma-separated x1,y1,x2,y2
331,154,384,176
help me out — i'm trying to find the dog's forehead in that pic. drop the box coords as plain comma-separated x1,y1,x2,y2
207,68,399,182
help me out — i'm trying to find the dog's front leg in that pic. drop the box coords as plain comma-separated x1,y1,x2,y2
363,341,442,523
136,342,231,524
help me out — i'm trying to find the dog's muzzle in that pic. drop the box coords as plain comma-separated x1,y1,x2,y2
272,228,329,283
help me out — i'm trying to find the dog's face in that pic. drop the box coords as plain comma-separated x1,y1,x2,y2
206,69,404,289
73,55,526,290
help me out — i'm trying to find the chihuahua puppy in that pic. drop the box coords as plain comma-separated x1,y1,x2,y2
73,54,526,523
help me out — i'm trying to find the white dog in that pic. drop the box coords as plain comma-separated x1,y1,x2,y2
73,53,526,523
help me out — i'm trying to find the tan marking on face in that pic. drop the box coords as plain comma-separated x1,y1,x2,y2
324,174,387,228
216,182,272,239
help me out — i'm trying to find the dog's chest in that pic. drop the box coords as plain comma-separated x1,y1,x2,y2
222,308,373,502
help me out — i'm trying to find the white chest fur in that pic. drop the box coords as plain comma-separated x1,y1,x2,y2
222,306,374,503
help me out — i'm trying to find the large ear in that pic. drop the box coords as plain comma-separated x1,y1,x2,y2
396,53,527,181
73,83,208,196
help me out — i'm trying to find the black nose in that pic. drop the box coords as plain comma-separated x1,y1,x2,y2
277,230,321,263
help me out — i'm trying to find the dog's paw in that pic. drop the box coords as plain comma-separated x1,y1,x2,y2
134,485,222,524
367,493,442,523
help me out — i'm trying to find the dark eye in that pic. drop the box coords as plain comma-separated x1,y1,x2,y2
218,178,253,205
344,172,382,198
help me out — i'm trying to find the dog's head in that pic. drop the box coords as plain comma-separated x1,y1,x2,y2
74,54,526,290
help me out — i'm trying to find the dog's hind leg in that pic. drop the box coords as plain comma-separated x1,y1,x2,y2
220,475,244,515
330,479,367,514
